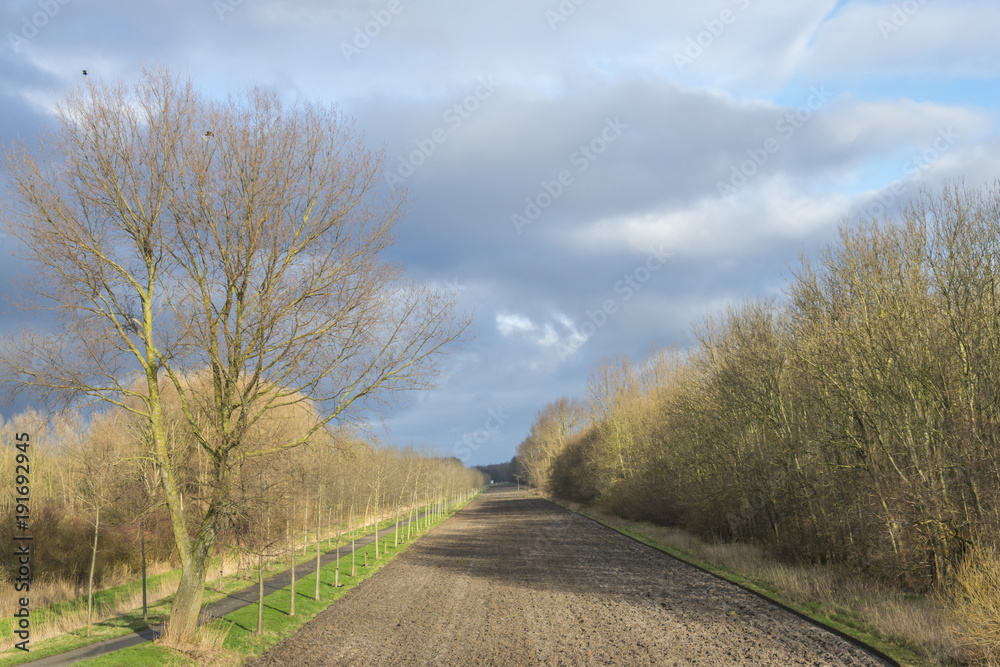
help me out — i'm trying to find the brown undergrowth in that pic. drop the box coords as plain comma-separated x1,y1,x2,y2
947,545,1000,666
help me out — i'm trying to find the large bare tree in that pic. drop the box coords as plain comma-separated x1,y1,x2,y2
1,67,469,639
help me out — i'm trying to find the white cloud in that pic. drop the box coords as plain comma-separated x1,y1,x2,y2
571,177,852,257
495,312,536,336
538,323,560,347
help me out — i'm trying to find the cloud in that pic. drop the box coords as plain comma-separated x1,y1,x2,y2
803,1,1000,78
495,312,536,336
1,0,999,465
573,178,852,257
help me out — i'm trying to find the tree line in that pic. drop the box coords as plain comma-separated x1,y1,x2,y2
0,402,485,641
515,184,1000,593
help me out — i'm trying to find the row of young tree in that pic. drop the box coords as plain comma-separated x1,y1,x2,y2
516,184,1000,591
0,402,485,639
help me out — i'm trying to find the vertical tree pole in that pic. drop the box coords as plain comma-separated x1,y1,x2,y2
257,465,266,636
374,488,380,560
363,500,371,567
141,518,148,623
289,496,296,617
335,504,342,587
257,552,264,635
315,485,322,600
302,492,309,556
86,504,100,638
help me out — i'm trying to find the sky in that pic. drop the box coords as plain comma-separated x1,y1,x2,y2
2,0,999,466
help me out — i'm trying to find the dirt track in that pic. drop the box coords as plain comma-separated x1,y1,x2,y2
247,488,891,666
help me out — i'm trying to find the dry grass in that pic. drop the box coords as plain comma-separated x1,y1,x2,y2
156,619,238,667
0,559,174,621
0,565,182,651
0,557,192,653
947,545,1000,666
585,509,967,666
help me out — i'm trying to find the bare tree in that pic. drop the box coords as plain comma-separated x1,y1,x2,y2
71,412,126,637
229,455,284,636
515,397,587,490
1,67,469,640
314,482,323,600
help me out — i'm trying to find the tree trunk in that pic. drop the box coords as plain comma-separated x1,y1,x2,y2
164,466,225,642
328,499,334,549
315,490,322,600
289,496,296,617
151,390,203,643
257,552,264,635
374,492,380,559
86,504,100,638
141,520,148,623
363,500,371,567
394,497,400,548
169,532,214,640
302,493,309,555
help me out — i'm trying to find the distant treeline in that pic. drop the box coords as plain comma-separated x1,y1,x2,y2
476,460,519,484
0,405,485,591
512,184,1000,591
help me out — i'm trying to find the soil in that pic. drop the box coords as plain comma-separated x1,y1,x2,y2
246,488,892,666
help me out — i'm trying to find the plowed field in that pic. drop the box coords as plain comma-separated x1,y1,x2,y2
247,488,890,666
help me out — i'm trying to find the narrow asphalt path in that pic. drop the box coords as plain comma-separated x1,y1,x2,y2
19,512,431,667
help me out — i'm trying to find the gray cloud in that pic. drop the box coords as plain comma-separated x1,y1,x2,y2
1,0,998,463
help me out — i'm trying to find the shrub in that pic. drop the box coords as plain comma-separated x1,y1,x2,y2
948,544,1000,666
